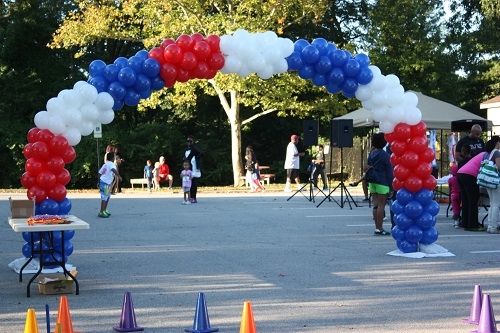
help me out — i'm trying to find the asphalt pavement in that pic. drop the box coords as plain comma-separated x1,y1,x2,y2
1,187,499,333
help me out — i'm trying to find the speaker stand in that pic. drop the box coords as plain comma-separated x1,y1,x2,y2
316,148,358,209
287,170,329,203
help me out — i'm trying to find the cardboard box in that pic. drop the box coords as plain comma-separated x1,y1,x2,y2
9,197,35,218
37,270,77,295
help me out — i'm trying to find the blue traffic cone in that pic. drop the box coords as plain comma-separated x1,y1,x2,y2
113,292,144,332
185,292,219,333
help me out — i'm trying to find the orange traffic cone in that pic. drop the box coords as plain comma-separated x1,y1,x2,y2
53,296,80,333
239,301,257,333
24,308,39,333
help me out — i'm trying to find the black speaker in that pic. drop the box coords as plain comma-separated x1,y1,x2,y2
451,120,488,132
331,119,353,148
303,120,319,146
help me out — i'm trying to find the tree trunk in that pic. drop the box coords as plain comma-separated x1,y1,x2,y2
228,91,244,187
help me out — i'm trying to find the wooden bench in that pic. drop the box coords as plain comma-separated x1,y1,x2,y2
239,174,275,187
130,178,149,189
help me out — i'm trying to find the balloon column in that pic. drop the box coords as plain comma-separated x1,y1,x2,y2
21,29,439,253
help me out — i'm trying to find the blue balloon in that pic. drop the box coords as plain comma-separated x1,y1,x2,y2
344,50,352,59
127,56,144,74
142,58,161,78
89,60,107,77
88,76,109,93
286,51,304,71
113,99,124,111
398,240,419,253
135,49,149,60
133,74,151,92
103,64,120,82
404,200,423,218
327,67,345,85
405,225,424,243
354,53,370,67
420,227,438,244
356,67,373,85
293,39,310,52
23,232,39,243
114,57,129,68
150,76,165,91
396,188,414,205
415,212,433,230
424,200,440,216
107,81,127,101
341,78,358,94
117,67,137,87
64,230,75,240
139,89,152,99
326,42,337,56
343,59,361,77
391,199,405,215
124,88,141,106
22,242,31,258
342,91,356,98
64,240,74,256
311,38,329,55
57,198,72,215
329,49,348,67
39,198,59,215
301,45,320,64
325,83,341,94
414,189,434,206
395,213,413,231
311,73,328,87
314,56,332,74
52,231,63,246
391,226,405,241
42,252,63,269
297,65,315,80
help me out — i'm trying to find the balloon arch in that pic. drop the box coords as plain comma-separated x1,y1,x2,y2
21,29,439,254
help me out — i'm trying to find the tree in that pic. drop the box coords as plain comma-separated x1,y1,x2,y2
50,0,369,186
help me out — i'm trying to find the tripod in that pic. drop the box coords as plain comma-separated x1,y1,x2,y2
287,164,329,203
317,147,358,209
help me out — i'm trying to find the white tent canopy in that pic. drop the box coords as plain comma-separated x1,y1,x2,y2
334,91,492,130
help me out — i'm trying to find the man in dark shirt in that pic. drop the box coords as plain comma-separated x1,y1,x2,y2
455,124,485,162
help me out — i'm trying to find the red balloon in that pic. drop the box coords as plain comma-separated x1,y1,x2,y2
400,151,420,169
21,172,37,189
392,178,405,191
160,38,176,50
164,80,176,88
390,153,401,167
180,51,198,71
25,158,45,176
160,63,178,82
23,143,34,159
176,34,194,51
390,140,407,156
394,164,412,181
36,129,55,144
48,184,67,202
176,68,190,83
191,33,205,42
27,185,47,204
48,135,69,156
61,146,76,164
205,35,221,52
27,127,40,143
193,41,211,60
420,147,436,163
422,175,437,190
164,44,183,64
405,175,423,193
414,161,433,179
384,132,396,144
393,123,411,142
205,69,218,79
31,141,50,161
408,136,427,154
206,52,225,70
410,121,427,138
148,47,164,63
46,156,65,174
56,169,71,186
36,170,56,189
192,62,210,79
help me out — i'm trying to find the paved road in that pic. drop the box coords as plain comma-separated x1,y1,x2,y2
0,189,498,332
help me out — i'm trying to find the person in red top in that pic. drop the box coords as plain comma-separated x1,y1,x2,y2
158,156,173,190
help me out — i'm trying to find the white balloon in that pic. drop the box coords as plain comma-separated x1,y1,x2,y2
355,85,373,102
34,111,51,129
57,89,71,99
368,65,382,77
403,91,419,107
386,85,405,107
77,120,94,136
371,91,387,107
369,74,386,91
94,92,115,110
372,106,388,122
61,89,83,108
47,115,66,135
219,35,236,55
78,83,98,103
257,65,274,80
247,53,266,72
73,81,88,90
272,58,289,74
362,98,376,111
63,107,82,127
388,105,406,123
262,47,281,64
99,109,115,125
80,103,100,121
385,74,400,87
46,97,66,117
379,120,395,134
278,38,294,58
62,126,82,146
405,107,422,125
221,55,242,74
237,65,252,78
233,28,250,40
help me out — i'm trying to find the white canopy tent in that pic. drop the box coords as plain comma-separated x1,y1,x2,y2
334,91,492,130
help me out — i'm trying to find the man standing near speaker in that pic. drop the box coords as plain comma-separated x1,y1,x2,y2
284,134,305,192
455,124,485,162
